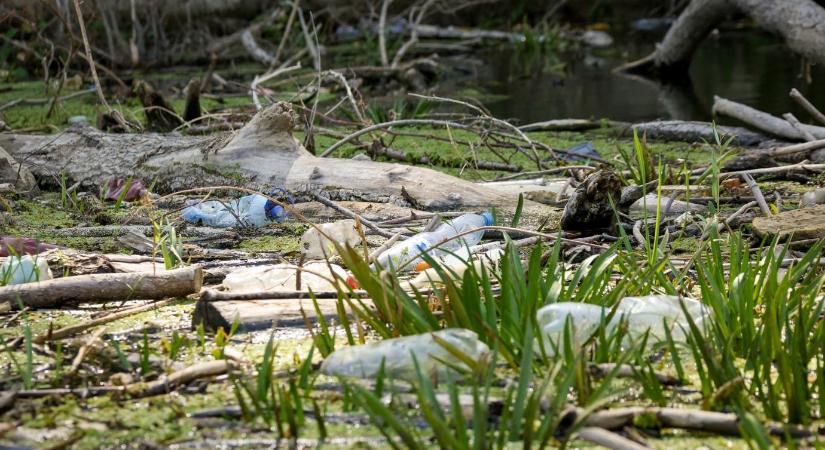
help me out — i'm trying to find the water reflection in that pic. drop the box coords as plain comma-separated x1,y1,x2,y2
475,31,824,124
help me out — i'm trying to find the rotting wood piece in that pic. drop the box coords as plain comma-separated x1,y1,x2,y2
0,266,202,309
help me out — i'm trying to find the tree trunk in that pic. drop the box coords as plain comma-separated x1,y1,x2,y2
1,103,553,214
618,0,825,76
730,0,825,65
617,0,736,76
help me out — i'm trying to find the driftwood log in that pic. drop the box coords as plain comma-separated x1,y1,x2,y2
0,266,203,309
0,103,556,216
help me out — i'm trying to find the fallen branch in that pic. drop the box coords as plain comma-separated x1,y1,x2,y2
0,267,203,309
713,96,825,141
519,119,601,132
32,299,174,345
577,427,649,450
127,360,235,397
310,193,402,239
573,406,818,439
790,88,825,126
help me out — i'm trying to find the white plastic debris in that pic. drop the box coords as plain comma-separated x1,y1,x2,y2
405,248,503,290
320,328,490,381
222,262,347,293
0,255,53,285
300,219,363,260
536,295,709,353
374,212,493,271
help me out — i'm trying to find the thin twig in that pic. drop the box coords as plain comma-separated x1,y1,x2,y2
741,173,771,217
310,193,401,239
378,0,393,67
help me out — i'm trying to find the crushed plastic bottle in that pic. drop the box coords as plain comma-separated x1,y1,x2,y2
300,220,363,260
406,248,503,290
320,328,489,381
374,212,493,271
536,295,709,353
181,194,287,228
0,254,53,285
222,262,348,293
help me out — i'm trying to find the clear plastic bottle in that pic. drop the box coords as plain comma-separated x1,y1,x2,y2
374,212,493,271
181,194,285,228
1,254,53,285
320,328,490,381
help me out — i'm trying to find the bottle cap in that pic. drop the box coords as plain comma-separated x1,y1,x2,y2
481,211,494,227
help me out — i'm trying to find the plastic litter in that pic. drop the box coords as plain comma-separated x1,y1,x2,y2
320,328,489,381
800,188,825,208
537,295,709,353
406,248,503,290
222,262,347,293
374,212,493,271
300,219,363,260
1,254,53,285
181,194,287,228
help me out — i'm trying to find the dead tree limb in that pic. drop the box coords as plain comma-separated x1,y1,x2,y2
616,0,736,76
713,96,825,141
0,267,203,309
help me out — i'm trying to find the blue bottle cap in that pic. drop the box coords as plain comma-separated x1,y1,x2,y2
481,211,494,226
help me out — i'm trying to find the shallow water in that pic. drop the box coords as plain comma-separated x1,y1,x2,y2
472,31,825,124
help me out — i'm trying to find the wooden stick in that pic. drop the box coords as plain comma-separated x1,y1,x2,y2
790,88,825,126
741,173,771,217
783,113,817,141
368,232,403,262
0,267,203,309
68,326,107,376
128,360,234,397
310,193,399,239
32,299,174,345
717,161,825,178
770,138,825,156
577,427,649,450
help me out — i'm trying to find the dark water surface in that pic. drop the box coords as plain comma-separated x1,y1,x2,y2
470,31,825,125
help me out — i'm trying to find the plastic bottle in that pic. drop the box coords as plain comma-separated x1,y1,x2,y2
1,255,53,285
222,262,348,293
320,328,490,381
181,194,286,228
300,220,363,260
536,295,709,354
374,212,493,271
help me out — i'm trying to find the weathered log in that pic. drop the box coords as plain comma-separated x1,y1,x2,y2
713,96,825,141
626,120,775,147
0,266,202,309
1,103,556,214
